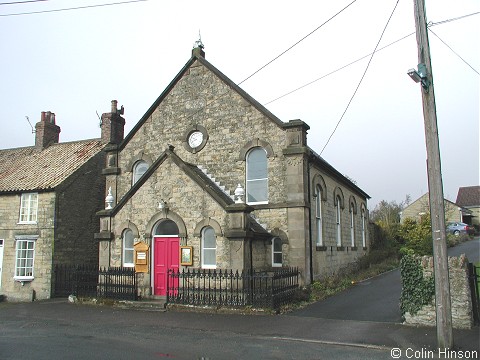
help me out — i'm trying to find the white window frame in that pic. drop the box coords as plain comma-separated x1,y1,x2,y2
336,197,342,247
361,209,367,248
19,193,38,224
122,229,135,268
14,236,38,282
350,207,355,247
132,160,148,185
272,237,282,267
315,186,323,247
201,226,217,269
246,147,268,205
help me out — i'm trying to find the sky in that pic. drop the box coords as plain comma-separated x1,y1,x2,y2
0,0,478,209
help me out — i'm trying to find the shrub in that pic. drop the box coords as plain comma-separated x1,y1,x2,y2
399,250,435,316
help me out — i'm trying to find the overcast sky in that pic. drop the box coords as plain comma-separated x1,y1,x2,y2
0,0,478,208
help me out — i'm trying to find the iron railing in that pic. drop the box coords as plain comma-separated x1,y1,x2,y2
467,262,480,324
166,267,299,309
54,264,137,301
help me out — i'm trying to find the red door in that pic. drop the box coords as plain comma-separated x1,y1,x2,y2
154,236,179,296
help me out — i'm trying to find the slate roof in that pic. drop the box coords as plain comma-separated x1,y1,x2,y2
0,139,105,193
456,186,480,207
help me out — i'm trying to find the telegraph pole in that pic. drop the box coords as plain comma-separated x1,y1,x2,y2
411,0,453,349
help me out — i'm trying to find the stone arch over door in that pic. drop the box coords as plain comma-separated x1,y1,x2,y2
146,209,187,240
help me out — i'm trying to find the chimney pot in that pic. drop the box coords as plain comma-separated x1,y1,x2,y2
111,100,118,113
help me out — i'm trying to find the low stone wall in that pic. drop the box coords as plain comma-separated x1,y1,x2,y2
403,254,473,329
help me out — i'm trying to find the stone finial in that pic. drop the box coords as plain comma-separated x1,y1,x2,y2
105,187,114,210
234,184,245,204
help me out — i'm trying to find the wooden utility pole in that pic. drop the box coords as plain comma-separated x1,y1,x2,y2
412,0,453,349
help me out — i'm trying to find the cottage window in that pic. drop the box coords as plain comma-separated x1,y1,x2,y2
123,229,134,268
336,196,342,247
14,237,36,281
19,193,38,224
132,160,148,185
246,147,268,204
201,226,216,269
272,237,282,267
315,186,323,247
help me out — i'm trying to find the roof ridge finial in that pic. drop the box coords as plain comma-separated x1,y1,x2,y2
194,30,204,49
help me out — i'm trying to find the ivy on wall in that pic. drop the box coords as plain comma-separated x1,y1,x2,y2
400,250,435,316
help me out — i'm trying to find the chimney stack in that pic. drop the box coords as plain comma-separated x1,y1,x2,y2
35,111,61,150
101,100,125,144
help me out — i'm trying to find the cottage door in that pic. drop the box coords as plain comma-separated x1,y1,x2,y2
0,239,4,290
153,236,179,296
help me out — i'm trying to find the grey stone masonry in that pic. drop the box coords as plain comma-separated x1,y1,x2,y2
403,255,474,329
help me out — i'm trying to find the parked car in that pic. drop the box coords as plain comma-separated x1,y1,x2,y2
446,222,475,236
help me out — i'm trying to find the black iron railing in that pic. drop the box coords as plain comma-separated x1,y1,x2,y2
54,264,137,301
468,262,480,324
166,267,299,309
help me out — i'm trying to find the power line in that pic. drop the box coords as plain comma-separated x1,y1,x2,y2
428,28,479,75
319,0,401,156
0,0,50,5
429,11,480,26
265,32,416,105
264,11,480,105
0,0,148,16
237,0,357,85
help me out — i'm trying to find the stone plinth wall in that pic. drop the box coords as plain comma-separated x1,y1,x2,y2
403,254,474,329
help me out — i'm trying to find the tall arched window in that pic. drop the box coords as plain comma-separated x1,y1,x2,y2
315,186,323,247
350,207,355,247
361,208,367,248
272,237,282,267
123,229,134,267
132,160,148,185
336,196,342,247
246,147,268,204
201,226,216,269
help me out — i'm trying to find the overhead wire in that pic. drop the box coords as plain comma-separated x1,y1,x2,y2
0,0,148,16
0,0,50,5
265,11,480,105
428,27,479,75
319,0,401,156
237,0,357,85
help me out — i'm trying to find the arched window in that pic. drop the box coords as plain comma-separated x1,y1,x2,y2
315,186,323,247
123,229,134,267
272,237,282,267
350,207,355,247
201,226,216,269
132,160,148,185
246,147,268,204
361,208,367,248
336,196,342,247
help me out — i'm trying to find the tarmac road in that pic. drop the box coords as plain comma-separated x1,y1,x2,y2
290,237,479,322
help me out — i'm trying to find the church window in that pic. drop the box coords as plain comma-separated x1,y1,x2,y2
201,226,216,269
132,160,148,185
246,147,268,204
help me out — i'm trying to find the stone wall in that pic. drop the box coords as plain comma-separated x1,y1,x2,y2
403,255,474,329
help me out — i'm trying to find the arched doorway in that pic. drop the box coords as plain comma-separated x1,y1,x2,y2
153,219,179,296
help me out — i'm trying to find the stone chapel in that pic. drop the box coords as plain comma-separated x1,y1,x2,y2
95,45,370,298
